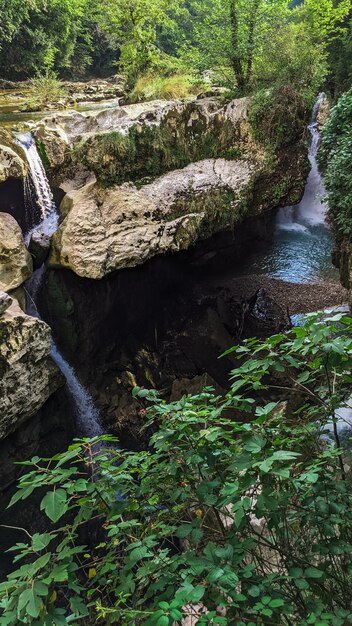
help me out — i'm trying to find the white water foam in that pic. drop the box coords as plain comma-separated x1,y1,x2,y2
16,132,59,242
50,346,104,438
276,93,327,232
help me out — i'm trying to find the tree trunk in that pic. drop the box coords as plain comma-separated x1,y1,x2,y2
245,0,261,84
229,0,246,90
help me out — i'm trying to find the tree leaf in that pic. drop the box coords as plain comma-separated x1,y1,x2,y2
40,489,68,523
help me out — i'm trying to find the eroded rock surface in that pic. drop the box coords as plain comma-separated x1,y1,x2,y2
0,129,27,183
31,97,251,181
49,158,256,278
0,293,63,440
0,212,32,291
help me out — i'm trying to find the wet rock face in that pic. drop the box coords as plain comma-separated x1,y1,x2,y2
245,288,289,336
28,231,51,269
0,129,27,184
0,294,64,441
0,178,28,231
0,212,32,291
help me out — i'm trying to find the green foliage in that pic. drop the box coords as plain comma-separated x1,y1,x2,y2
0,0,108,79
248,85,310,150
27,71,66,110
319,88,352,235
177,0,290,91
0,0,351,97
72,107,239,185
254,21,328,98
129,73,205,103
100,0,182,86
328,17,352,96
2,314,352,624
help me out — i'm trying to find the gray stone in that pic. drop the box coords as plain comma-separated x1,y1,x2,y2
0,291,13,315
28,231,51,269
0,298,63,440
0,213,33,291
49,158,255,279
0,129,27,183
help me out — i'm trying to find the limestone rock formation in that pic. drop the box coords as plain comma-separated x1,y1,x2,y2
31,97,251,177
49,158,256,278
0,212,33,291
0,129,27,183
35,95,306,279
0,292,63,440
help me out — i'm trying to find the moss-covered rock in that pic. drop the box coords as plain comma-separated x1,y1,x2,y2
49,158,256,278
72,102,246,186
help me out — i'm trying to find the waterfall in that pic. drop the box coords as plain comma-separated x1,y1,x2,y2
276,93,327,232
20,132,103,438
16,132,58,243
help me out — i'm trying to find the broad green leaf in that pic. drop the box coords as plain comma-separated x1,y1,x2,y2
40,489,68,523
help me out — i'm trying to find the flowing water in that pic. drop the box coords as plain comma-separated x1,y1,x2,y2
237,94,338,284
21,132,103,438
15,132,59,242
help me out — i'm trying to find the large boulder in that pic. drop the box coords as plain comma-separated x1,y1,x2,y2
0,293,64,440
49,158,255,279
0,129,27,183
0,212,33,291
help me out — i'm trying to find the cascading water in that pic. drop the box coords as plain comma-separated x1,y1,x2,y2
236,93,338,284
16,132,58,243
20,132,103,438
277,92,327,231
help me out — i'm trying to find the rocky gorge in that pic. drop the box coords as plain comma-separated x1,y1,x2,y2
0,91,346,501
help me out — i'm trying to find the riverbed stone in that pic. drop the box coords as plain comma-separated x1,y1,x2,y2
0,298,64,440
0,212,33,291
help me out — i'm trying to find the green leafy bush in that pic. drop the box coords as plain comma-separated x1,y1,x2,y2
319,88,352,235
27,71,66,110
1,314,352,625
248,85,310,150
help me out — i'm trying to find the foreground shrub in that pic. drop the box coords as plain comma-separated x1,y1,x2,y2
1,314,352,625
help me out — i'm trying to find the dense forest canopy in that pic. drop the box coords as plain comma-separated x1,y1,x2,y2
0,0,351,97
